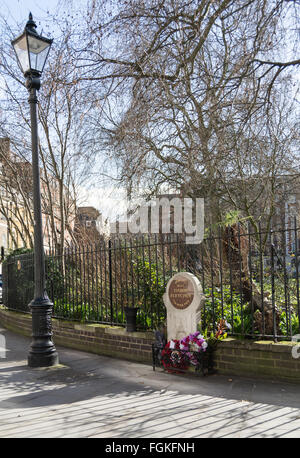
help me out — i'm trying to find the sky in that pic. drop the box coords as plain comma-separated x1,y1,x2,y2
1,0,299,219
1,0,124,217
1,0,62,27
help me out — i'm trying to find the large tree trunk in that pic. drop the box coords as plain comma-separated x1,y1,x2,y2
223,224,280,336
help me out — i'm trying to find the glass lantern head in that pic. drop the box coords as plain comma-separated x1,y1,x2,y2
11,13,53,77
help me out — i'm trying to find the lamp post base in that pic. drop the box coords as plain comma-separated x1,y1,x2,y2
28,297,59,368
28,351,59,368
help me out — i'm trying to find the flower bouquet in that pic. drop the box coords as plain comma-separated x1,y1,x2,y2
157,320,230,375
161,331,210,374
160,339,190,373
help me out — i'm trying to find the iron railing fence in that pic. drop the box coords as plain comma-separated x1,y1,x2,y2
2,220,300,340
2,252,34,311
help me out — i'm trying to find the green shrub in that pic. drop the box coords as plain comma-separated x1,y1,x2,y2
279,311,299,336
202,286,254,336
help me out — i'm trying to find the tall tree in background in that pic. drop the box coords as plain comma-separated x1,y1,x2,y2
0,0,298,248
66,0,299,230
0,13,96,253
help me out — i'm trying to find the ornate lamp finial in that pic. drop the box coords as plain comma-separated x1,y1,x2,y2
25,12,38,35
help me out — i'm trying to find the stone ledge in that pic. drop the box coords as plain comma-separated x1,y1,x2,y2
0,307,153,341
0,305,31,320
218,337,299,353
0,308,298,352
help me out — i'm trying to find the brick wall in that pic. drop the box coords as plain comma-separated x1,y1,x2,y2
214,337,300,383
1,307,300,382
0,307,154,364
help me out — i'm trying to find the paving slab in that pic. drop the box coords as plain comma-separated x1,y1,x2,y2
0,326,300,438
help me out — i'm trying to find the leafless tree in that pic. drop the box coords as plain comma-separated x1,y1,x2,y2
67,0,299,231
0,13,97,254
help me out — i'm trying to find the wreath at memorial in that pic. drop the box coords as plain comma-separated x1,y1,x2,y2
161,339,190,372
179,331,208,366
161,332,208,372
157,320,230,373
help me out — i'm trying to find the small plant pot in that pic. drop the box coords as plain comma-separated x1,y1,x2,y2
124,307,138,332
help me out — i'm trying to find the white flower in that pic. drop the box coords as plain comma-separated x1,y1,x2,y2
202,342,208,349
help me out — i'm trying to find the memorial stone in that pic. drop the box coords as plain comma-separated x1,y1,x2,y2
163,272,205,341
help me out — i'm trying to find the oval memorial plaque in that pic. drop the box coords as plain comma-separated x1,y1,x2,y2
168,275,194,310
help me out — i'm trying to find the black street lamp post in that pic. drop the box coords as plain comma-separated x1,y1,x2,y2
12,13,59,367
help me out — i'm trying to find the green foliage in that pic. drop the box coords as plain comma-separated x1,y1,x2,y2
53,301,101,321
219,210,241,228
5,246,299,337
202,286,254,336
45,256,64,294
279,311,299,336
4,247,33,262
131,255,167,329
2,250,34,310
263,278,299,308
207,331,228,350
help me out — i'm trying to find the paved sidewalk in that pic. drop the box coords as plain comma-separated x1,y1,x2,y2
0,326,300,438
